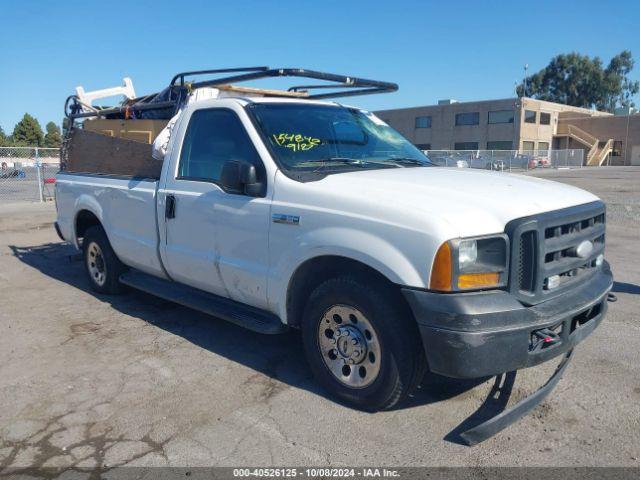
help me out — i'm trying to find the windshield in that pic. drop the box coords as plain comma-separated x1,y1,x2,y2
248,103,432,172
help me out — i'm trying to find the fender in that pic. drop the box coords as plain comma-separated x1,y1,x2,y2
268,226,429,323
72,194,105,248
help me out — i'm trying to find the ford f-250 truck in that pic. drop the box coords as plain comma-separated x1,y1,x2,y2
55,68,613,444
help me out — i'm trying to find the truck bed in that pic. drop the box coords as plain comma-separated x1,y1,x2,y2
63,129,162,179
55,172,165,277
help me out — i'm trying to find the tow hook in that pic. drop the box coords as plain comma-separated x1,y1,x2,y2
530,327,561,352
607,292,618,303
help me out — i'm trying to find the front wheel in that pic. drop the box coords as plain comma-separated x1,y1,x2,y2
301,275,426,411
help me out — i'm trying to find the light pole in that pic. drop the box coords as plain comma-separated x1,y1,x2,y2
523,64,529,97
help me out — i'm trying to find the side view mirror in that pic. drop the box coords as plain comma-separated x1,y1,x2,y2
220,160,264,197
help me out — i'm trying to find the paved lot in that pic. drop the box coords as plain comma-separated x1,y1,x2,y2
0,167,638,472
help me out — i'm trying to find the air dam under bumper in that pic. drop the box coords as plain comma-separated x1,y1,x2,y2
402,262,612,379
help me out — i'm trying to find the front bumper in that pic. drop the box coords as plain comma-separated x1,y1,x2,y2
403,262,613,379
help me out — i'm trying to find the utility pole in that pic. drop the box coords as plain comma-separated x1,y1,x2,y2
623,109,631,165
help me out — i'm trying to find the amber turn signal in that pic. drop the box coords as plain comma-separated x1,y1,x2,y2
429,242,452,291
457,272,500,289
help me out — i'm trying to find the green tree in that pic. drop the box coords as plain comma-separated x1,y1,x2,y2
62,117,70,136
602,51,640,111
44,121,62,148
12,113,44,146
517,51,640,112
0,126,8,147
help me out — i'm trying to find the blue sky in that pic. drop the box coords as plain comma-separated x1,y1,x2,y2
1,0,639,132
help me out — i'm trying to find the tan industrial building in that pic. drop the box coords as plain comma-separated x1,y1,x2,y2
375,97,640,166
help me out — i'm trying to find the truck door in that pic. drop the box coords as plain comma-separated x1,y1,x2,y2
159,107,270,308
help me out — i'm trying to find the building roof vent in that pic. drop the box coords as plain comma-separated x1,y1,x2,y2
438,99,458,105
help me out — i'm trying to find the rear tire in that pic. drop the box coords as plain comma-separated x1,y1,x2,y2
83,225,127,294
301,274,426,411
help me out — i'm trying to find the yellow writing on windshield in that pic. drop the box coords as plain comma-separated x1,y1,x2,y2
272,133,321,152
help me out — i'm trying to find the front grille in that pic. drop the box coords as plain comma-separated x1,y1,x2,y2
517,231,537,292
507,201,606,305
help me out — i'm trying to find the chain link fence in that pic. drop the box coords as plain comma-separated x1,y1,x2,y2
0,146,587,203
424,149,585,171
0,147,60,203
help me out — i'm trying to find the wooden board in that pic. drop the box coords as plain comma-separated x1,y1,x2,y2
83,118,169,144
64,129,162,179
217,84,309,98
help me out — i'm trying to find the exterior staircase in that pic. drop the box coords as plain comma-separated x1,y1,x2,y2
556,124,613,166
592,139,614,166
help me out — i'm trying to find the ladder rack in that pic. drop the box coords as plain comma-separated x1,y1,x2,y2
64,66,398,121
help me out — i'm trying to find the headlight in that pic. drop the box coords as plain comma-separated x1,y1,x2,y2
430,235,509,291
458,240,478,269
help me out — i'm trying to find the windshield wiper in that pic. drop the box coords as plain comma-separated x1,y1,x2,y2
298,157,425,171
299,157,371,169
385,157,432,167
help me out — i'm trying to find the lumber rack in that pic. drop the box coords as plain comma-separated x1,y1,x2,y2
64,67,398,121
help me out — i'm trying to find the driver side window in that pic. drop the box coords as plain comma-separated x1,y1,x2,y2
178,108,262,183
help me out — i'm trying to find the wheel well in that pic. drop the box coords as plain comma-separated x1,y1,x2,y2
286,255,409,328
75,210,101,240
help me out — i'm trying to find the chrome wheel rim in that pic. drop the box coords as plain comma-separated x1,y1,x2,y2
86,242,106,287
317,305,381,388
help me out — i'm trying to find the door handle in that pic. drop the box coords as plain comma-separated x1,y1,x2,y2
165,194,176,219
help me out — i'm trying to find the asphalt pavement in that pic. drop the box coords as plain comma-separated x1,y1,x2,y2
0,167,638,471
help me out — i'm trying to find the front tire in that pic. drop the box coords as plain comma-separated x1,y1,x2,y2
83,225,127,294
301,275,426,411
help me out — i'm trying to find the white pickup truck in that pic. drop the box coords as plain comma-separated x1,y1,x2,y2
55,69,613,443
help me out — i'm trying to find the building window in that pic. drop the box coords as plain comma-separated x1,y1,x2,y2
415,143,431,150
455,112,480,126
487,141,513,150
522,141,535,152
454,142,479,150
540,112,551,125
538,141,550,151
524,110,537,124
415,116,432,128
488,110,514,124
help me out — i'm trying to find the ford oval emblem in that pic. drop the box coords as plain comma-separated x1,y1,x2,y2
576,240,594,258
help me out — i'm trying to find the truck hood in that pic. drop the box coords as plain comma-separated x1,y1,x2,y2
316,167,599,237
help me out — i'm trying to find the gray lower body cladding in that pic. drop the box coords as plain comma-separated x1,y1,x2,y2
402,262,613,379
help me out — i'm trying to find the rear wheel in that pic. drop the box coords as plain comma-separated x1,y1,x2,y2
83,226,127,294
302,274,426,411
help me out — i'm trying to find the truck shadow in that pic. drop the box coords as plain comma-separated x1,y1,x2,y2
11,241,494,439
